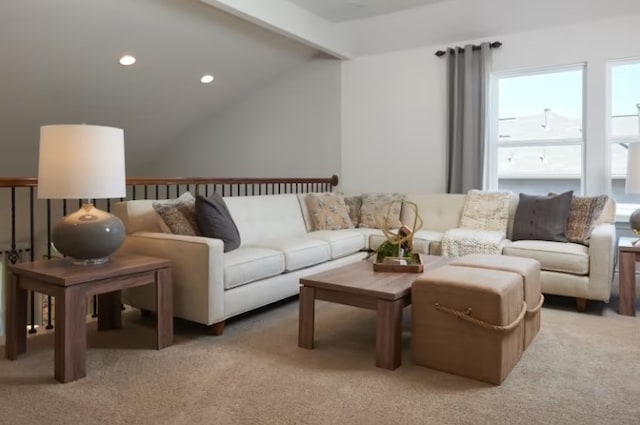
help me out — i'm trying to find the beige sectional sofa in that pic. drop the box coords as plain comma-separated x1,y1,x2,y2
113,191,616,334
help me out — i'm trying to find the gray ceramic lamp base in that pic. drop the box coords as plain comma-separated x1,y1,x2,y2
630,209,640,234
51,204,126,265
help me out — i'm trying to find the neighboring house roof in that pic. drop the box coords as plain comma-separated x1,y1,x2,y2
497,111,639,179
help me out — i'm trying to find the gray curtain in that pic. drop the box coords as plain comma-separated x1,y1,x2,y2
446,42,492,194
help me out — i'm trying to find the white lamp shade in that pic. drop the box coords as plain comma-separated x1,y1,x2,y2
626,143,640,194
38,124,126,199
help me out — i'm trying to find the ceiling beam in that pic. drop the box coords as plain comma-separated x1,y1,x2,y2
200,0,352,59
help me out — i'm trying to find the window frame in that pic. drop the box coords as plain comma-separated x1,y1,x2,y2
607,58,640,221
486,63,586,193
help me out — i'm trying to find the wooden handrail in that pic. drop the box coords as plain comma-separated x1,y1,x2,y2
0,175,339,188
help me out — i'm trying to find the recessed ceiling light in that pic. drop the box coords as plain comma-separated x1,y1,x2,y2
201,74,214,84
119,55,136,66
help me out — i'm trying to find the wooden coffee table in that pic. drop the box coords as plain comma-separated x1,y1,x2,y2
5,254,173,383
298,255,448,370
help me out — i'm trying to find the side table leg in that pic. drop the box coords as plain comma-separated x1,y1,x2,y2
376,299,403,370
619,251,637,316
5,273,27,360
55,287,87,383
298,286,315,349
98,290,122,330
155,268,173,349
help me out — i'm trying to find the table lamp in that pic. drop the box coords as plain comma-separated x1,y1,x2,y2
625,142,640,234
37,124,127,264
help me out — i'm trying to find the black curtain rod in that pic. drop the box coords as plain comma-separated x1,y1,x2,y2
434,41,502,57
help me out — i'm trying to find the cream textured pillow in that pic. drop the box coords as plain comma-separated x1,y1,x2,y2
153,192,200,236
460,190,513,234
359,193,404,229
305,193,354,231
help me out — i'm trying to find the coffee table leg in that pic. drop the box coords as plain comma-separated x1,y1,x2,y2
155,268,173,349
98,290,122,330
5,273,27,360
55,287,87,383
298,286,315,349
376,299,403,370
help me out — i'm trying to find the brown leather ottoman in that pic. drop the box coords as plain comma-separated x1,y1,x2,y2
449,254,543,349
412,265,525,385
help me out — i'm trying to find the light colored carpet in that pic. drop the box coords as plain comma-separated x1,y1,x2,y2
1,299,639,425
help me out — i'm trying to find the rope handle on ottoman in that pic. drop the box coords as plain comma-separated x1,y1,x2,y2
526,294,544,316
434,301,527,332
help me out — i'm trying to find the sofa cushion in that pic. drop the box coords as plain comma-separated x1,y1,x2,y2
306,230,365,259
412,230,445,255
459,190,512,233
305,193,354,231
359,193,404,229
502,240,589,275
196,192,241,252
566,195,609,245
224,194,308,246
512,191,573,242
252,237,331,271
351,228,385,250
223,247,285,290
441,228,508,257
153,192,200,236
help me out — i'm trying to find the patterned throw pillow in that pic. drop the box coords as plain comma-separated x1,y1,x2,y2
359,193,404,229
305,193,354,231
566,195,608,245
343,195,362,228
153,192,201,236
460,190,513,233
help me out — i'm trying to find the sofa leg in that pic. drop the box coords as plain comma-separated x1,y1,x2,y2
576,298,587,312
209,321,225,336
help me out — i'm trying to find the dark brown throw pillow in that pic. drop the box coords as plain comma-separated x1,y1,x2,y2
195,192,241,252
512,191,574,242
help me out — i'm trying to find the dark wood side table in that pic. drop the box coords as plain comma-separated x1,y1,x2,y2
4,254,173,383
618,237,638,316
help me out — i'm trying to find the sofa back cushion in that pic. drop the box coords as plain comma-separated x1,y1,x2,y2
401,193,466,233
224,194,307,246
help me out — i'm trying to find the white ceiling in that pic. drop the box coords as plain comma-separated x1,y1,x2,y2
287,0,448,22
2,0,640,176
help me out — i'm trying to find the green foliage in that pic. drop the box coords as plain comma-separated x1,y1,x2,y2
375,241,419,264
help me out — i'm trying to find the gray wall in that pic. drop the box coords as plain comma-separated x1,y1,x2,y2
142,56,342,178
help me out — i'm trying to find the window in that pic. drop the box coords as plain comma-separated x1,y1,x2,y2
609,60,640,215
488,66,585,195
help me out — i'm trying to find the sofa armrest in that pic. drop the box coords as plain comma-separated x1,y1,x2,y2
117,232,225,325
587,223,617,302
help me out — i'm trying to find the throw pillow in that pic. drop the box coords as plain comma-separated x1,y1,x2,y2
153,192,200,236
359,193,404,229
305,193,354,231
343,195,362,228
565,195,609,245
459,190,513,233
195,192,241,252
512,191,574,242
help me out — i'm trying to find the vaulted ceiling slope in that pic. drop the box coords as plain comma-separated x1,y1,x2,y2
0,0,317,175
